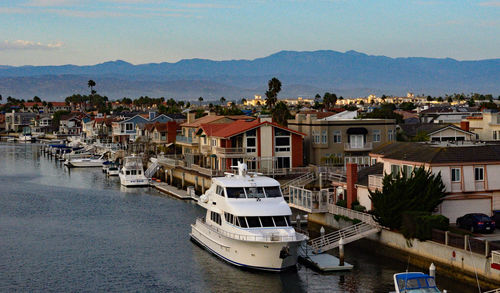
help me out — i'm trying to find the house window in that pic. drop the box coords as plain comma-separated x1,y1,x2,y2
391,164,400,177
321,130,327,144
402,165,413,177
275,129,290,152
125,123,133,131
451,168,461,182
475,167,484,181
312,131,320,144
373,129,381,142
246,130,256,153
276,157,291,168
494,131,499,140
211,139,217,147
388,129,394,141
331,130,341,143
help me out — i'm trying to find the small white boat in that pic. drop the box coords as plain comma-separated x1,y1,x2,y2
119,155,149,187
393,272,441,293
107,166,120,176
65,155,106,168
18,135,33,142
190,162,308,272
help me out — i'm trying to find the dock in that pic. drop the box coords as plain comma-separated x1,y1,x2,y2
298,245,353,272
151,181,193,200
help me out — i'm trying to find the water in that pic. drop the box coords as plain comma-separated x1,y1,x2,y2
0,143,477,292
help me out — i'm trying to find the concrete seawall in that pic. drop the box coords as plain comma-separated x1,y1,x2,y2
308,213,500,290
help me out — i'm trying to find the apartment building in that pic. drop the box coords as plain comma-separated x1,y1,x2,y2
287,112,396,166
464,109,500,141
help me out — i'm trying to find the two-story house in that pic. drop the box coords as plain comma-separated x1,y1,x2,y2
5,111,37,132
287,112,396,167
464,109,500,141
112,112,173,144
361,142,500,223
194,118,305,171
31,115,53,134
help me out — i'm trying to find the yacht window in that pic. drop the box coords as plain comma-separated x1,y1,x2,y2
285,216,292,226
226,187,246,198
216,185,224,196
246,216,261,228
210,211,221,225
273,216,288,227
126,171,130,175
238,217,248,228
245,187,265,198
260,216,275,227
138,170,142,175
264,186,282,198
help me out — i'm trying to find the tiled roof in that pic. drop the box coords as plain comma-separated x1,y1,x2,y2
198,119,306,138
181,114,254,127
371,142,500,164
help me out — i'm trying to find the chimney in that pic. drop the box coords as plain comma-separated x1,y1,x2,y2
346,163,358,209
460,121,470,132
187,111,196,123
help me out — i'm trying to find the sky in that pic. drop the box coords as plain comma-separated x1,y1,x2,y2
0,0,499,66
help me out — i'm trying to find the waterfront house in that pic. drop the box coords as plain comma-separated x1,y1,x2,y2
5,111,37,132
0,114,5,132
59,112,88,135
112,112,174,144
287,111,396,167
359,142,500,222
193,118,305,172
31,115,53,134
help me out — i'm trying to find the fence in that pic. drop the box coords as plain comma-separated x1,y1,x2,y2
430,229,497,256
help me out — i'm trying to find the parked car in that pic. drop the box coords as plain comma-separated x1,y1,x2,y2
492,211,500,228
456,213,495,233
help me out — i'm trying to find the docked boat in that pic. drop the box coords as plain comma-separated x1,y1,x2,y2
119,155,148,187
18,134,33,142
107,165,120,176
190,162,308,272
65,154,106,168
393,272,441,293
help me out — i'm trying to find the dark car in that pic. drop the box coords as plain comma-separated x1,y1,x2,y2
492,211,500,229
456,213,496,233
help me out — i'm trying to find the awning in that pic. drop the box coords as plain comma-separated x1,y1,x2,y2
346,127,368,135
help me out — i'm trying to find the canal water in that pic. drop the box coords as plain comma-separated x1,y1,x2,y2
0,143,478,292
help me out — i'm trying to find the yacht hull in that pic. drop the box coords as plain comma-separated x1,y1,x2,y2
66,161,104,167
119,173,149,187
190,222,302,272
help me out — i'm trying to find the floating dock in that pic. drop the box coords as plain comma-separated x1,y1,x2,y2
151,181,193,200
298,245,353,272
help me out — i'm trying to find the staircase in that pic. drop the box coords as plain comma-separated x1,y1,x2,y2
281,172,316,195
145,160,160,178
309,222,380,254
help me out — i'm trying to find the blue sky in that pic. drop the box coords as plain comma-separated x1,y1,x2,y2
0,0,499,66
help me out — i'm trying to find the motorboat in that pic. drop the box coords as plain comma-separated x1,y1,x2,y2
393,272,441,293
65,154,106,168
119,155,149,187
190,162,308,272
107,165,120,176
102,161,112,173
18,134,33,142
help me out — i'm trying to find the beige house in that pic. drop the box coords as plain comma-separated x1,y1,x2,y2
464,109,500,141
357,142,500,223
287,112,396,166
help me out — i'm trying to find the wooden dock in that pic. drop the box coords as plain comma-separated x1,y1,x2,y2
151,181,193,200
298,245,353,272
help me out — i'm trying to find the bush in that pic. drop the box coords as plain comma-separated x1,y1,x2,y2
400,212,450,241
352,204,367,212
427,214,449,231
336,199,347,208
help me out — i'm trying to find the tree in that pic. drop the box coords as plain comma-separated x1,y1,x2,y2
47,102,54,112
447,97,453,103
323,92,338,110
399,102,416,111
272,101,292,127
0,94,2,101
265,77,281,108
220,97,226,105
88,80,96,94
369,167,446,230
33,96,41,103
198,97,203,107
241,98,247,105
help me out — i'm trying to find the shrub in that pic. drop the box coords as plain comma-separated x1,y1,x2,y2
336,199,347,208
400,212,450,241
352,204,367,212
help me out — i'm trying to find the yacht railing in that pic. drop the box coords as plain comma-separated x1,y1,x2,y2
195,218,308,243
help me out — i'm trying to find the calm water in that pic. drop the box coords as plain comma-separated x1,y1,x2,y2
0,143,477,292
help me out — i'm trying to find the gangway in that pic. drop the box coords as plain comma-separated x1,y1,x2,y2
309,222,380,253
281,172,316,195
145,159,160,178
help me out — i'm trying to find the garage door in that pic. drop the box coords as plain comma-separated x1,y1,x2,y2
440,199,491,223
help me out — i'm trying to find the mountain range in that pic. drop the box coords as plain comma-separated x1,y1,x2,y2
0,50,499,101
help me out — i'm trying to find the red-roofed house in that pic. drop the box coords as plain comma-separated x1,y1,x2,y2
194,118,305,172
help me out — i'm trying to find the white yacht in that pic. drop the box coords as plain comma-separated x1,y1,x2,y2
190,162,308,272
107,165,120,176
65,154,106,168
18,134,33,142
119,156,149,187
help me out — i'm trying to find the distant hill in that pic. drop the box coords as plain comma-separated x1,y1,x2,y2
0,50,498,101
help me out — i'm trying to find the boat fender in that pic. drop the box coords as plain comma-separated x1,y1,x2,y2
279,246,290,259
200,195,209,203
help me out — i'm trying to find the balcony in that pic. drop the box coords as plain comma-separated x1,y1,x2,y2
214,147,246,158
200,145,212,154
344,142,373,152
175,135,199,146
368,174,383,190
288,186,331,213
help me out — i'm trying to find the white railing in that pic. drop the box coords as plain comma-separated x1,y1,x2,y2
288,186,331,213
214,147,246,155
344,142,373,151
282,172,316,194
492,251,500,266
328,204,378,226
309,222,379,253
195,218,308,243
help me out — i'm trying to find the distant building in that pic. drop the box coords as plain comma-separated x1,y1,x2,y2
5,111,37,132
464,109,500,141
243,95,266,106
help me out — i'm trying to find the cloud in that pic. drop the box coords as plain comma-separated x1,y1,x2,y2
479,1,500,7
24,0,81,7
180,3,238,9
0,40,64,50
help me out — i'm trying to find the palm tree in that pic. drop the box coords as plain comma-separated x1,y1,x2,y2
272,101,291,127
220,96,226,106
265,77,281,109
198,96,203,107
88,80,96,95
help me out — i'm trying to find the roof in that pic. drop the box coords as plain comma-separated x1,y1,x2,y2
399,123,474,137
181,114,254,128
298,110,337,119
198,120,306,138
356,163,384,186
371,142,500,164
